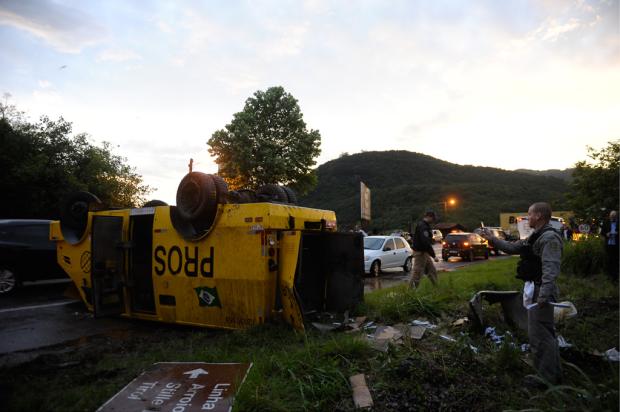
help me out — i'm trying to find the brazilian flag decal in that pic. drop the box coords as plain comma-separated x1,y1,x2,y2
195,286,222,308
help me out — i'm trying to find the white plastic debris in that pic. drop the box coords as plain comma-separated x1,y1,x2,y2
411,320,438,329
439,334,456,342
556,335,573,348
484,327,504,345
603,348,620,362
452,317,468,326
553,301,578,323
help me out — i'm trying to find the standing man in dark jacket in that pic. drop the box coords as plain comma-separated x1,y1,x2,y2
481,202,563,385
602,210,618,281
409,210,438,288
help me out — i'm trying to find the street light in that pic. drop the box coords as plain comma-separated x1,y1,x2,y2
440,198,457,214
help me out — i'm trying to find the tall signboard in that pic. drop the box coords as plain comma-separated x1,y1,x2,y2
360,181,371,222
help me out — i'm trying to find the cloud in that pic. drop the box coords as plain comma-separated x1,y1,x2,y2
0,0,106,53
97,48,142,62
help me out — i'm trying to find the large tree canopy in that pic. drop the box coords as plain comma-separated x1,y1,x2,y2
568,141,619,222
207,86,321,194
0,107,151,219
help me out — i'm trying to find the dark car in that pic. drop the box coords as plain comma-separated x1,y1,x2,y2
473,227,508,256
0,219,67,294
441,232,489,261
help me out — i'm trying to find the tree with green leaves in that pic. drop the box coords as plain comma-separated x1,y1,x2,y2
569,141,619,222
208,86,321,194
0,104,151,219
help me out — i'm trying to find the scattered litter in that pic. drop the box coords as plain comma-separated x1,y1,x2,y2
469,344,479,354
410,325,426,340
363,321,376,329
439,334,456,342
484,327,504,345
603,348,620,362
364,325,405,352
344,316,368,333
374,326,403,341
411,320,438,329
521,343,530,352
311,322,340,332
350,374,373,409
469,290,527,332
556,335,573,348
452,317,469,327
553,301,578,323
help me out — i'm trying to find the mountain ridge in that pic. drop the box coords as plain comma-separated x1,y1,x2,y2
300,150,569,231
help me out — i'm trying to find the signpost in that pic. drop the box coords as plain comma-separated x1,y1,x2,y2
360,181,371,223
97,362,252,412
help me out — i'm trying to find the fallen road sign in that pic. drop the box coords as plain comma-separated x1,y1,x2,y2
97,362,252,412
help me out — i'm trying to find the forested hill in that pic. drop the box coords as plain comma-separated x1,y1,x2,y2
299,151,569,232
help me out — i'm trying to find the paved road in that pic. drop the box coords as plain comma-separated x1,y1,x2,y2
0,280,132,360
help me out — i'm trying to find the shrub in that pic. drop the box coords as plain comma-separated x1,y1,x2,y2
561,237,606,277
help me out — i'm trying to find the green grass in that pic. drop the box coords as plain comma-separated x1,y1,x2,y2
0,258,617,411
363,257,521,323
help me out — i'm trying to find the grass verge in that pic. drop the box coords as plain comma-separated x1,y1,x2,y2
0,258,617,411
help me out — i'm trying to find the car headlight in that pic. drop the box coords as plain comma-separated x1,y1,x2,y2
364,255,370,261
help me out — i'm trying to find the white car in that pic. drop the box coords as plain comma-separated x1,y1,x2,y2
432,229,443,243
364,236,413,276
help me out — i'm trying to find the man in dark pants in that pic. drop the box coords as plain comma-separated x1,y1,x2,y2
602,210,618,281
481,202,563,385
409,210,438,288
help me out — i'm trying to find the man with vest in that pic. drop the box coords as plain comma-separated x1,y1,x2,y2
481,202,563,385
409,210,439,288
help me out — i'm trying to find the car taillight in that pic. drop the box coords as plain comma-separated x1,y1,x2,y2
442,241,446,247
463,242,469,247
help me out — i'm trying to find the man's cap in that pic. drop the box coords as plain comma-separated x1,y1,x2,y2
425,210,437,218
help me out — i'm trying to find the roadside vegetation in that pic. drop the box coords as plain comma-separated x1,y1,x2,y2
0,255,617,412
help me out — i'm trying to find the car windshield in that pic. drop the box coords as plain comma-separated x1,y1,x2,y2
446,234,468,242
364,237,385,250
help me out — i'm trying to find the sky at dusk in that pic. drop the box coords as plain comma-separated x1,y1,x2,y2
1,0,618,203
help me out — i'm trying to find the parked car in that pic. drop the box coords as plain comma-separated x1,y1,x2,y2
441,232,489,261
473,227,508,255
389,231,412,246
0,219,67,294
431,229,443,243
364,236,413,276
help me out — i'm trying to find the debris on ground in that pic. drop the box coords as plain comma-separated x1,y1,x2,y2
469,290,527,331
552,301,578,323
410,319,438,329
484,326,512,345
365,325,404,351
602,348,620,362
410,325,426,340
451,317,469,327
439,334,456,342
557,335,573,348
350,374,373,409
311,322,341,332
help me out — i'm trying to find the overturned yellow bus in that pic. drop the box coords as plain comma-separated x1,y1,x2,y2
51,172,364,331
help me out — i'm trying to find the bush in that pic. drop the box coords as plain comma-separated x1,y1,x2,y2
561,237,606,277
